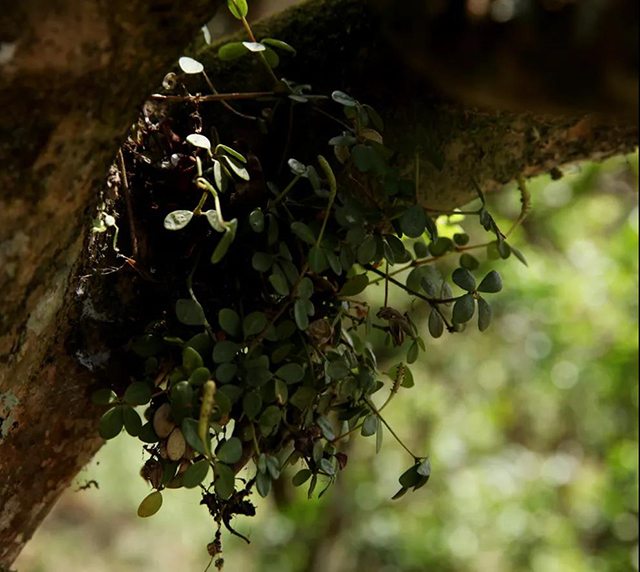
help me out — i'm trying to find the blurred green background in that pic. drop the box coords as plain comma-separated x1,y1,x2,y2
15,154,638,572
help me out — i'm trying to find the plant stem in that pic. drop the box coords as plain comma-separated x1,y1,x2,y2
240,16,281,86
271,175,301,207
201,70,257,121
384,262,389,308
118,149,138,257
364,397,417,460
250,423,261,456
506,176,531,237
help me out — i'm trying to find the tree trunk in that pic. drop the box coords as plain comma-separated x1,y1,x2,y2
0,0,636,565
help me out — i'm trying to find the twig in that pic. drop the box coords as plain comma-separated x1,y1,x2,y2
117,149,138,257
149,91,275,103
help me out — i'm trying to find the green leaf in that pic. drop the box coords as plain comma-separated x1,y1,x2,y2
329,135,357,148
460,253,480,271
290,386,316,410
384,234,407,261
217,437,243,464
137,491,163,517
216,144,247,164
497,239,511,259
243,311,268,338
297,277,314,299
218,41,247,60
178,56,204,74
429,237,454,257
269,273,290,296
319,458,335,476
243,392,262,420
227,0,248,18
361,414,378,437
391,487,409,500
221,155,249,181
99,406,124,440
212,340,240,364
511,245,528,266
263,47,279,68
215,363,237,384
252,252,273,272
428,309,444,338
261,38,297,54
138,422,159,443
266,455,281,479
357,235,377,265
249,209,264,232
453,233,470,246
417,458,431,477
292,469,311,486
399,465,421,488
351,145,379,172
291,222,316,245
186,133,211,150
400,205,428,238
478,270,503,293
375,421,383,453
124,382,152,406
331,90,357,107
421,276,439,298
256,470,271,497
402,365,415,388
218,308,241,337
327,359,350,380
176,299,205,326
407,341,419,364
477,297,492,332
452,268,476,291
211,219,238,264
288,158,307,176
181,418,207,456
339,273,369,297
308,246,327,273
259,405,282,435
215,462,235,500
293,299,309,330
275,363,305,384
182,346,203,373
183,459,210,488
164,210,193,231
316,415,335,440
363,104,384,131
202,210,224,233
91,388,118,405
122,406,142,437
242,41,265,52
212,159,228,193
413,241,429,259
189,367,211,387
452,293,475,324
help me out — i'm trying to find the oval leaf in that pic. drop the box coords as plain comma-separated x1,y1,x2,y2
164,210,193,231
178,56,203,74
137,491,163,518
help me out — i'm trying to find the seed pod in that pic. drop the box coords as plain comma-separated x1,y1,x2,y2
167,427,186,461
153,403,175,438
178,459,191,474
158,440,168,460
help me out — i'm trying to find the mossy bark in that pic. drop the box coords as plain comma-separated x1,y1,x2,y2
0,0,637,565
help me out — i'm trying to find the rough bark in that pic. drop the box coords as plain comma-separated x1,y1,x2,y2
0,0,222,564
0,0,637,565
